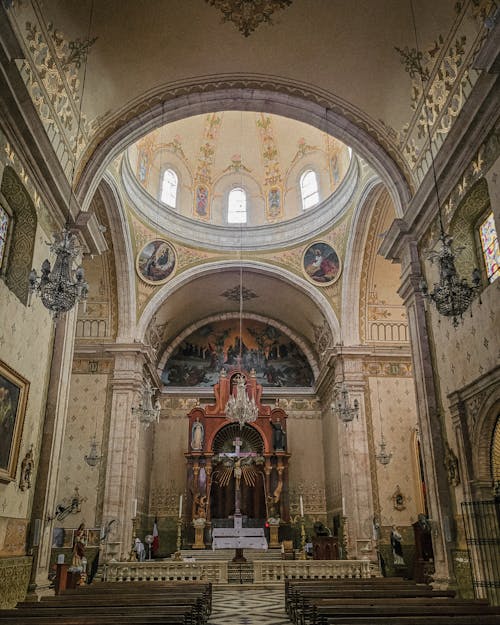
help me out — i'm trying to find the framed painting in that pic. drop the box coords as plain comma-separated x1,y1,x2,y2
302,241,342,286
0,360,29,482
136,239,176,285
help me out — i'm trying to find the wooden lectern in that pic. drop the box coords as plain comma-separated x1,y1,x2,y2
312,536,339,560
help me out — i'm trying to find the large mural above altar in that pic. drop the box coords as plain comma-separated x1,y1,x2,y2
162,319,313,387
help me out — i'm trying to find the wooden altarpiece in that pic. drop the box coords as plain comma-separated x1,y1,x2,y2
184,369,291,548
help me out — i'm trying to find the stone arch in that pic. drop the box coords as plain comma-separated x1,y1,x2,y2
472,384,500,489
97,174,137,340
76,80,411,218
450,178,491,281
0,166,37,305
137,259,340,349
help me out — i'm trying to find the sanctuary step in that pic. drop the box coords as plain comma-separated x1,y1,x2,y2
179,548,282,561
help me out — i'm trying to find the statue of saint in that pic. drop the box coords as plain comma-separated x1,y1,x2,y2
269,417,286,451
191,417,204,451
391,525,405,565
71,523,86,570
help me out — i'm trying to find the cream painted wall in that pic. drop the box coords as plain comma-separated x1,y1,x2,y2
0,152,55,557
54,367,111,530
368,375,421,527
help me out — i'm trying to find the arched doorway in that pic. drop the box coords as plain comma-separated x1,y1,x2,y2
210,423,267,525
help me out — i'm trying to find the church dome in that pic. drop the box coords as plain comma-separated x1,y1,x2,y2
124,111,355,250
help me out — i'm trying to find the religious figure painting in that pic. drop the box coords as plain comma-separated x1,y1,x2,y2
303,241,341,285
162,319,314,388
136,239,176,285
0,360,29,483
195,185,209,217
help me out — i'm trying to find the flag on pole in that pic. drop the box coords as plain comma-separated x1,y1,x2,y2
152,517,159,555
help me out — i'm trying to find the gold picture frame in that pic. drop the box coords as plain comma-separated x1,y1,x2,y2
0,360,29,482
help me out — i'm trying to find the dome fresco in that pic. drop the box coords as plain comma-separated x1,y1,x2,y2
127,111,352,227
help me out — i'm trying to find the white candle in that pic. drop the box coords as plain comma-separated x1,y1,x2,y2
342,496,345,515
299,495,304,517
132,498,137,518
178,494,183,518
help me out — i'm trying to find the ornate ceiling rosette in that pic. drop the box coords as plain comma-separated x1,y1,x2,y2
205,0,293,37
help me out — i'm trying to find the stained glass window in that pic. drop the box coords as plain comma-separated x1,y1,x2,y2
300,170,319,210
479,212,499,283
0,205,10,267
160,168,178,207
228,187,247,224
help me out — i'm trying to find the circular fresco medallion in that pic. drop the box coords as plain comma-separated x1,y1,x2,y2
136,239,176,285
302,241,341,286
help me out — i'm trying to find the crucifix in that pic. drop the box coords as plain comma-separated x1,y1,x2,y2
212,436,264,562
217,436,258,517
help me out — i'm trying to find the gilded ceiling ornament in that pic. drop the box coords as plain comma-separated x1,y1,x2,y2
205,0,293,37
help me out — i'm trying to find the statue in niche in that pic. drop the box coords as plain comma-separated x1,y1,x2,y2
193,493,207,519
444,442,460,486
19,445,34,491
269,417,286,451
191,417,204,451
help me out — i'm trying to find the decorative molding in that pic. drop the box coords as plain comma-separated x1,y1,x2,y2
0,556,31,609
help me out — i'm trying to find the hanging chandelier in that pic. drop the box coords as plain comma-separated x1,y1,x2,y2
132,378,161,428
28,3,96,319
28,229,88,319
404,0,481,326
420,235,481,327
376,436,393,466
225,373,259,428
84,436,102,467
332,343,359,424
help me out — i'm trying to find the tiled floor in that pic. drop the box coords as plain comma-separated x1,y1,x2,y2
208,588,290,625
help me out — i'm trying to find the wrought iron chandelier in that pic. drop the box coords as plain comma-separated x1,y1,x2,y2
28,3,95,319
28,229,88,319
406,0,481,326
332,343,359,424
225,373,258,428
132,378,161,428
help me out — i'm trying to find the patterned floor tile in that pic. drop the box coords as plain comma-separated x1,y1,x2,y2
208,588,290,625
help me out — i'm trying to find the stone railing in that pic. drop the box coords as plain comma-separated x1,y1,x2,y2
254,559,372,583
103,560,228,584
102,558,375,585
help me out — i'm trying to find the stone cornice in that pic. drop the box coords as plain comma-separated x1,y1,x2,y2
121,152,360,251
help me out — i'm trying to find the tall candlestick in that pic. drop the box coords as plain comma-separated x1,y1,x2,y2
299,495,304,517
178,494,183,518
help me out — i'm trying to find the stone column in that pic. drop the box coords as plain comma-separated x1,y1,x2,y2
394,236,454,587
100,350,144,560
29,307,78,591
337,358,375,560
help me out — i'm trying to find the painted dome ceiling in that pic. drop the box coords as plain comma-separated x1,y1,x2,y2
126,111,352,229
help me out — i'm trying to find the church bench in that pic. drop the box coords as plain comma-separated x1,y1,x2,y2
316,617,500,625
309,603,500,625
0,615,190,625
18,596,208,623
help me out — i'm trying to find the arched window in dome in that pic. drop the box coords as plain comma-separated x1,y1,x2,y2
300,169,319,210
228,187,247,224
160,168,178,207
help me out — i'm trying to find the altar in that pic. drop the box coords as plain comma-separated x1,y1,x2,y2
212,515,267,551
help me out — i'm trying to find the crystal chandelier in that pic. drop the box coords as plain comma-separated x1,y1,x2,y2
332,343,359,424
28,229,88,319
225,373,258,428
132,378,161,428
84,436,102,467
